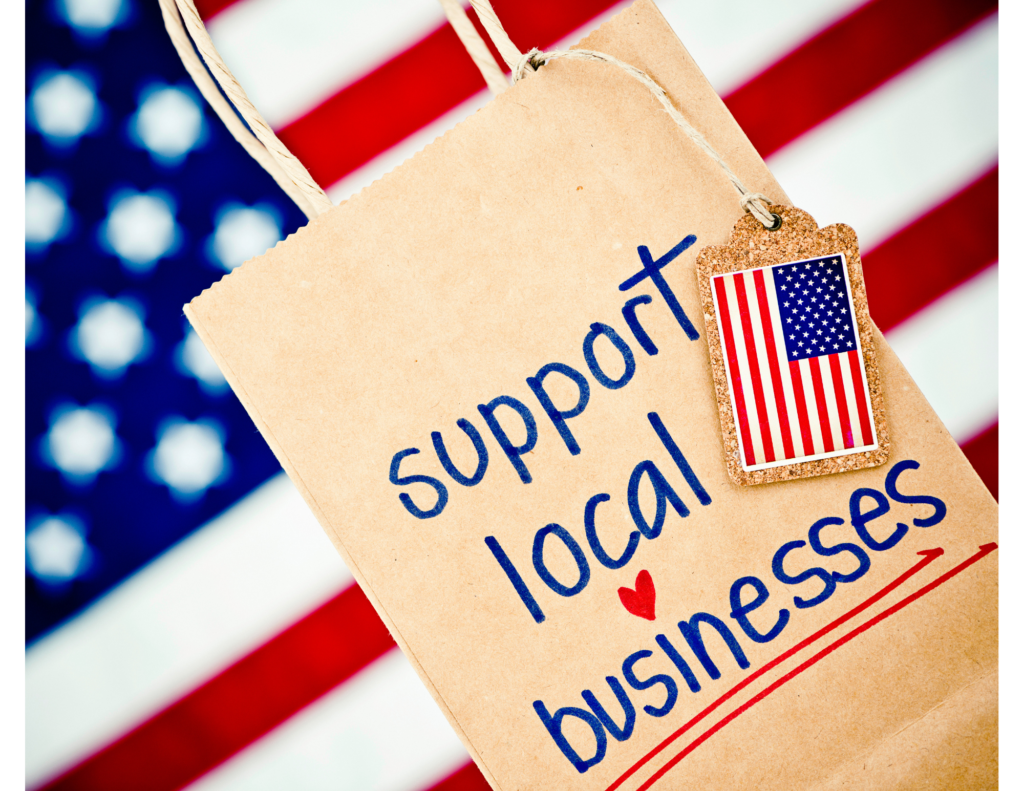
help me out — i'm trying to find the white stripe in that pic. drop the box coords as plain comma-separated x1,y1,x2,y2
185,649,469,791
767,16,998,249
208,0,448,128
744,271,786,461
885,264,998,444
723,274,765,465
658,0,864,95
815,355,844,452
837,351,862,447
801,358,824,456
762,267,804,458
26,474,352,787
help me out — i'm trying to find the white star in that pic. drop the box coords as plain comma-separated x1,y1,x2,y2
148,419,230,501
101,190,179,272
28,71,99,146
26,179,70,251
42,405,120,484
841,308,848,314
176,327,227,394
26,290,40,346
131,85,205,165
805,264,812,269
56,0,127,37
70,298,149,378
847,341,854,347
26,515,92,583
207,205,282,272
789,334,795,340
798,341,804,347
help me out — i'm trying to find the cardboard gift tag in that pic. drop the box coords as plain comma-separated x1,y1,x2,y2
696,205,890,486
184,2,997,789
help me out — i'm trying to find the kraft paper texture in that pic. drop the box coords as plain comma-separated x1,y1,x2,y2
185,2,997,788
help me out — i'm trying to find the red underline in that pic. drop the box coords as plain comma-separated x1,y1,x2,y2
608,543,997,791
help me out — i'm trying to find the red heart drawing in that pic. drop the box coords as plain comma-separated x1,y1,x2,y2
618,570,656,621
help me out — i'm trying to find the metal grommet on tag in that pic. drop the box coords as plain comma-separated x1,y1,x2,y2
767,212,783,231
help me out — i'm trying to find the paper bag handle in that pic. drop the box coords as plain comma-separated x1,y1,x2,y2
161,0,512,219
159,0,333,219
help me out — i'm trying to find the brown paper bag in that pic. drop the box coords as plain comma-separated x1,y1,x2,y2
184,2,997,788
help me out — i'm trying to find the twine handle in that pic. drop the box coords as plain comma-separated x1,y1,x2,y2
439,0,509,95
159,0,333,219
466,0,530,72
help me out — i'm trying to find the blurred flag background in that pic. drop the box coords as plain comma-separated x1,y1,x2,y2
25,0,997,788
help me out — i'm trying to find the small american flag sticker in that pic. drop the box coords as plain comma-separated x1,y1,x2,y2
710,254,877,471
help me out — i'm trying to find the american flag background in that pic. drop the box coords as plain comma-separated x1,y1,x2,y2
25,0,997,789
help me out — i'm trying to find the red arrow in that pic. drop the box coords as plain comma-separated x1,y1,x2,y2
636,544,997,790
608,546,947,791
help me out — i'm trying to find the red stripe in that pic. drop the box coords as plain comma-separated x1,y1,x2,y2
961,422,998,501
733,274,775,463
40,585,396,791
828,353,855,449
194,0,238,21
788,360,815,457
714,277,757,466
862,166,998,332
752,269,796,460
725,0,997,158
426,762,491,791
807,356,834,453
847,350,874,446
277,0,620,189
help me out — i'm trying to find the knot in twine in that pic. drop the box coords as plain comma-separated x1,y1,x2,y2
512,47,778,230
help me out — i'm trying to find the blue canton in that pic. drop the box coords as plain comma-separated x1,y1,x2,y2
25,0,306,643
772,256,858,362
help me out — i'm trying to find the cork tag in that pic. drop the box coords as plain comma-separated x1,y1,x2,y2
696,204,889,485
